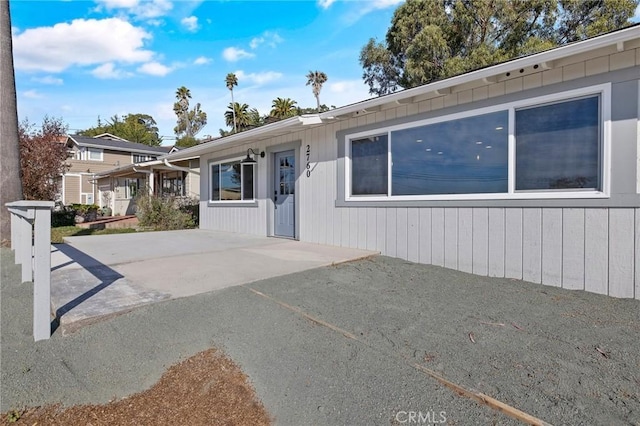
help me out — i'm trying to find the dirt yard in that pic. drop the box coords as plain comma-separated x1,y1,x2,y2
1,348,271,425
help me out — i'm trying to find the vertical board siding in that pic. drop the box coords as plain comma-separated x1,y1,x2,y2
386,208,397,257
488,208,505,277
562,209,585,290
522,209,543,283
472,208,489,276
357,208,367,250
407,208,420,263
418,209,432,265
340,208,350,247
541,209,563,287
396,208,409,260
458,208,473,273
505,209,523,279
349,208,358,248
609,209,635,298
366,208,377,251
376,208,386,254
431,208,445,266
444,208,458,269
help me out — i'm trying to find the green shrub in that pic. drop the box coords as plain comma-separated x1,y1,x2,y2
69,203,99,214
51,209,75,227
135,194,195,231
176,196,199,227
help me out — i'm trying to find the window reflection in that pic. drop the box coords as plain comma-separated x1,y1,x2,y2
351,135,388,195
391,111,508,195
515,96,600,191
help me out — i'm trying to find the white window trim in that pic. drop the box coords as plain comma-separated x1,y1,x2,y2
208,158,256,204
77,147,104,161
345,83,611,202
132,153,156,163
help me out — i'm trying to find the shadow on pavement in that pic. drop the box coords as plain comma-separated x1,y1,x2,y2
51,243,125,334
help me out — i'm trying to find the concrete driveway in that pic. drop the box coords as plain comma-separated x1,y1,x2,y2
50,229,376,333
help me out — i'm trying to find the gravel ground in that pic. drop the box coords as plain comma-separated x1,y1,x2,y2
2,247,639,425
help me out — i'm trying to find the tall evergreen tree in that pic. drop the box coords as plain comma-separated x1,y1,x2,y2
359,0,638,95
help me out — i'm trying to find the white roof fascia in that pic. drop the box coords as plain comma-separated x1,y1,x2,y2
94,159,163,178
320,25,640,119
165,115,319,161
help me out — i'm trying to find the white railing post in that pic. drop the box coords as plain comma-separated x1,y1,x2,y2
5,200,55,341
19,215,32,282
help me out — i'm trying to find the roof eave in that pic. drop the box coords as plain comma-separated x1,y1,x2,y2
320,25,640,119
165,115,321,161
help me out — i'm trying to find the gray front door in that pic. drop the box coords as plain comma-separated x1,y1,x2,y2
274,150,295,238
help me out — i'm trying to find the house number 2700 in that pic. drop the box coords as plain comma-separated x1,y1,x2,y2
306,144,311,177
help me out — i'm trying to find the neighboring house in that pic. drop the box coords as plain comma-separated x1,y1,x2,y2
164,26,640,300
61,133,170,213
93,154,200,216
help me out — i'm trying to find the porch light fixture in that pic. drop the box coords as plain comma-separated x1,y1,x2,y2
241,148,265,164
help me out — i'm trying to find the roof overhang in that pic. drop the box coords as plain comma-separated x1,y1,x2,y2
165,115,324,161
320,24,640,120
162,25,639,162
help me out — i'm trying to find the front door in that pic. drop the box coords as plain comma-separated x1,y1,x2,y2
274,150,295,238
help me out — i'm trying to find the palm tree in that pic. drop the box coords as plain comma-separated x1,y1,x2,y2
0,0,23,244
225,73,238,133
305,70,328,112
270,97,298,119
247,108,264,129
174,86,192,137
224,102,250,132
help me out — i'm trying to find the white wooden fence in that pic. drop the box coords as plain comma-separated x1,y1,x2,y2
5,200,54,341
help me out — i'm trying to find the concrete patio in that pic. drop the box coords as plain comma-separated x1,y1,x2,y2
50,229,377,334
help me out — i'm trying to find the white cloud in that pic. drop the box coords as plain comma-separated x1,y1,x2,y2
13,18,153,72
137,61,173,76
181,16,199,32
95,0,173,19
32,76,63,85
249,31,283,49
318,0,336,9
343,0,404,24
91,62,132,79
193,56,211,65
23,90,44,99
222,47,255,62
234,70,283,86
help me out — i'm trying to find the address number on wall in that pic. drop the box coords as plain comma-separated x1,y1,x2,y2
306,144,311,177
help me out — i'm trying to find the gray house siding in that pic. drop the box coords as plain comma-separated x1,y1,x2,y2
197,38,640,300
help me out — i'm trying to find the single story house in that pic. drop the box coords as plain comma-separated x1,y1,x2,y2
164,25,640,300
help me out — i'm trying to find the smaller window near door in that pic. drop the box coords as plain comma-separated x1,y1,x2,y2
210,160,255,202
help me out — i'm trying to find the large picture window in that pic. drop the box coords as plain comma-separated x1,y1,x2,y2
391,111,508,195
210,160,255,202
346,85,608,201
515,96,600,191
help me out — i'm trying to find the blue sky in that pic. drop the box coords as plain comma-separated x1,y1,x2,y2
11,0,403,144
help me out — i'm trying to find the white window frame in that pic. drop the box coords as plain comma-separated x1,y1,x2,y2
209,158,256,204
345,83,611,201
76,147,104,161
132,153,156,163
